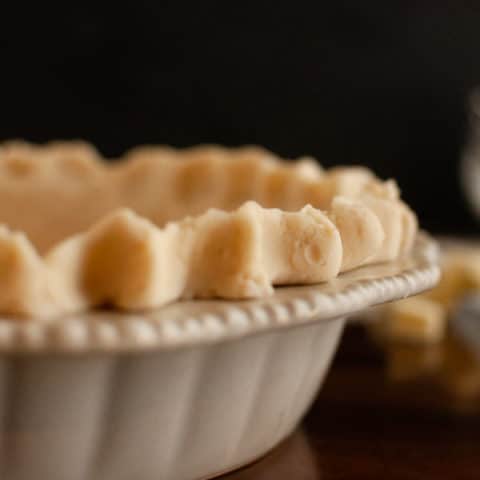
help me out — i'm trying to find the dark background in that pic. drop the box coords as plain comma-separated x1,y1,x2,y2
1,2,479,233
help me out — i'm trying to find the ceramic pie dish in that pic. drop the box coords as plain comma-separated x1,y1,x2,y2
0,233,439,480
0,141,437,479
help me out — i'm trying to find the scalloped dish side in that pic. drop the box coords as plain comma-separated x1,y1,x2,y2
0,141,418,319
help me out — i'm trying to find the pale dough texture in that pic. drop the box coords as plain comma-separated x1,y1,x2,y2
0,141,418,318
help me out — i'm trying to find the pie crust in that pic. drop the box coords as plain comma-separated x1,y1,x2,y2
0,141,417,318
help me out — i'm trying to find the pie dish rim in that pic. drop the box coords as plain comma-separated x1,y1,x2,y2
0,232,439,353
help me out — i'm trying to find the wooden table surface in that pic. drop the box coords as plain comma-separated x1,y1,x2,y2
220,325,480,480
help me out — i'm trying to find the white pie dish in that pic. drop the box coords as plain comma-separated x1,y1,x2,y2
0,233,439,480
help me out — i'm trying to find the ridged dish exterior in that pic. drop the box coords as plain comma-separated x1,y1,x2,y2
0,233,440,480
0,318,344,480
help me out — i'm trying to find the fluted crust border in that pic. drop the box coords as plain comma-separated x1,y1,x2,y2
0,141,419,318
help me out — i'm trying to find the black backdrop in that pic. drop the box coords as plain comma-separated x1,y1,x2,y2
1,2,479,233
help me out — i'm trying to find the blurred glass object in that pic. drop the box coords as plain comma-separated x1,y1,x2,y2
461,88,480,219
451,294,480,362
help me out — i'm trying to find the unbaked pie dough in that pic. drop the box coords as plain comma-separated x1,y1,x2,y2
0,141,417,318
